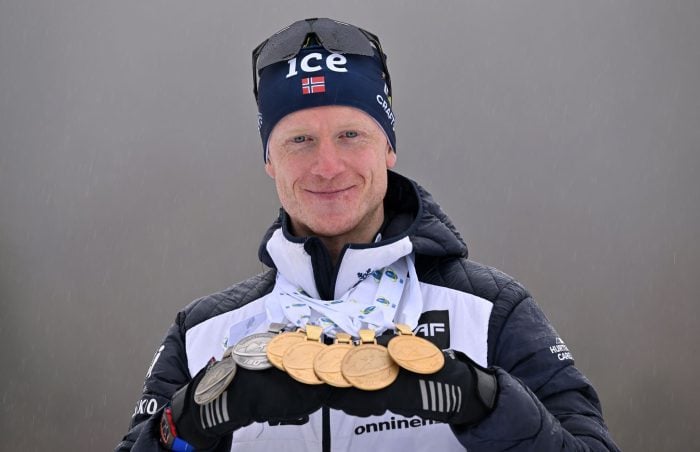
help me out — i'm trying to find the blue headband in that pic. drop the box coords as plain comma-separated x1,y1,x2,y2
256,45,397,162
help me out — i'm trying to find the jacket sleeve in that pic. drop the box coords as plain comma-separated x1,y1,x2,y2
114,311,189,451
114,310,232,452
454,281,621,451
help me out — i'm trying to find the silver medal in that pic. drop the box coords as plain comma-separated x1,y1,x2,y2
231,332,274,370
194,356,237,405
232,332,275,356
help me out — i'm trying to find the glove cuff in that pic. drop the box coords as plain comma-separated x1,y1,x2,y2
450,350,498,425
472,364,498,412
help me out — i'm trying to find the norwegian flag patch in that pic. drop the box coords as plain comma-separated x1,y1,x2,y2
301,76,326,94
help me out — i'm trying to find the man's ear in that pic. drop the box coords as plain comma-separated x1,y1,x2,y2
264,159,275,178
386,144,397,169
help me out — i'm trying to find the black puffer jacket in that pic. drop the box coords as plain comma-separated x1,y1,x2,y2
117,171,619,451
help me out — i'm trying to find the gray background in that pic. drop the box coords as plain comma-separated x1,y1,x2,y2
1,1,698,450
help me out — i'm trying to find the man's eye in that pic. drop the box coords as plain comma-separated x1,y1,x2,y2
344,131,358,138
292,136,306,143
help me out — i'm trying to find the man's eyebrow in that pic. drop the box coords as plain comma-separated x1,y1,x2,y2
329,121,377,133
276,127,313,137
337,123,370,129
276,122,372,136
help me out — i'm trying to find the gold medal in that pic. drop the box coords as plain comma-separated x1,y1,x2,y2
341,329,399,391
313,332,354,387
387,323,444,374
266,329,306,370
283,325,326,385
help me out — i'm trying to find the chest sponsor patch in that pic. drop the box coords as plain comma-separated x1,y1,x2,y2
413,310,450,350
353,416,442,436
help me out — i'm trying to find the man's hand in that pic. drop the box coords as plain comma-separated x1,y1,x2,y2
327,349,498,427
165,363,330,450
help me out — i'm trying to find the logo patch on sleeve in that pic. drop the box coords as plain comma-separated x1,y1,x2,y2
145,344,165,379
549,337,574,361
413,310,450,349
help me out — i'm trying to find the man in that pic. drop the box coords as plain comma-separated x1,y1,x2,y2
117,18,619,451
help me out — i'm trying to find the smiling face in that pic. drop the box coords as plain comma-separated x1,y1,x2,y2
265,105,397,249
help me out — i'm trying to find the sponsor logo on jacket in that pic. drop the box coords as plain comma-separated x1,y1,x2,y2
354,416,442,435
414,310,450,350
549,337,574,361
132,398,158,417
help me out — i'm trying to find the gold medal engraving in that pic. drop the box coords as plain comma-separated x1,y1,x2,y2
341,329,399,391
313,333,354,387
387,323,444,374
283,325,326,385
266,330,306,370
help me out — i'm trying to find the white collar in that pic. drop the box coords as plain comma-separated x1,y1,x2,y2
265,228,414,299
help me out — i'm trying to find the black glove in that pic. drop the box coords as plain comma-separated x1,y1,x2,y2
166,363,330,450
326,349,497,427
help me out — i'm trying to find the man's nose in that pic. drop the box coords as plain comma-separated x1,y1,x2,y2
311,140,345,179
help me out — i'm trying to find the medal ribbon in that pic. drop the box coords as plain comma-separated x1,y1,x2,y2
266,255,423,337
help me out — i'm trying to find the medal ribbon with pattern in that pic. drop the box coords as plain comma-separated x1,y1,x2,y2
267,257,412,337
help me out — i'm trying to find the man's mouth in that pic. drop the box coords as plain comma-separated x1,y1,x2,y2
305,186,355,198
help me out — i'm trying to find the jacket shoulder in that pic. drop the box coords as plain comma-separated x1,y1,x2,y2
180,269,277,331
416,254,529,305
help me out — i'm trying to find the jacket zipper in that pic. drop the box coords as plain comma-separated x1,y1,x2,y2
322,406,330,452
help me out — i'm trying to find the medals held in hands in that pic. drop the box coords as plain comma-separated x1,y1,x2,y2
196,319,445,400
194,323,287,404
283,324,327,385
313,332,354,388
341,329,399,391
387,323,444,374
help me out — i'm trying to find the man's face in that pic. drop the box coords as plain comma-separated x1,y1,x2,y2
265,105,397,243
